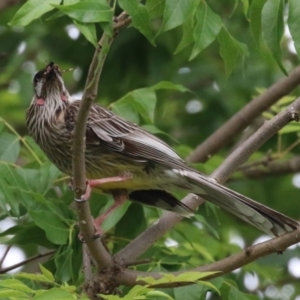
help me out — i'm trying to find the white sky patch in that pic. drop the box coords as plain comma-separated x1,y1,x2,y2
186,99,203,114
284,24,297,54
193,221,204,229
17,41,26,54
252,235,270,245
292,173,300,188
178,67,191,75
265,286,279,299
164,237,178,247
73,67,82,81
288,257,300,278
244,272,259,291
66,24,80,40
229,232,245,249
0,245,26,274
212,81,220,92
71,91,83,101
231,267,241,274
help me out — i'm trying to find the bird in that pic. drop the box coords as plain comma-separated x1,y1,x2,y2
26,62,299,237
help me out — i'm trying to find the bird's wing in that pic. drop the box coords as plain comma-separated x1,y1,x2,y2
69,101,189,169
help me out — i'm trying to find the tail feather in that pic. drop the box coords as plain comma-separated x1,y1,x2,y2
182,170,299,236
129,189,193,217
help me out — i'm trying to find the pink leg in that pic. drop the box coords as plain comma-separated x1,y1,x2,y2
93,190,128,236
71,174,132,239
81,174,132,201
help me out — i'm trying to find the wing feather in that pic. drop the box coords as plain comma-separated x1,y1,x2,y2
69,101,187,169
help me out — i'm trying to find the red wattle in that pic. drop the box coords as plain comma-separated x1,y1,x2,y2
36,98,45,105
61,94,67,101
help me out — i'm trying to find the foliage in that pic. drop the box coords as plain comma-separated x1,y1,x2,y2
1,0,300,300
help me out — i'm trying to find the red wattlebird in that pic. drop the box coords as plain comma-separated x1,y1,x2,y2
26,62,299,237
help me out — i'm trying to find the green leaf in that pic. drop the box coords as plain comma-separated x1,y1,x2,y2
138,271,219,286
29,210,70,245
9,0,61,26
194,214,220,239
261,0,286,74
32,288,75,300
15,273,55,283
174,284,206,300
287,0,300,57
3,224,53,248
102,200,131,232
190,2,222,60
0,279,34,293
145,0,165,19
52,1,113,23
54,247,73,282
118,0,154,44
174,13,195,54
249,0,267,48
0,133,20,163
0,289,29,298
146,290,173,299
74,21,97,46
279,123,300,134
40,264,55,282
217,27,249,77
241,0,250,18
151,81,190,93
160,0,198,32
111,88,157,123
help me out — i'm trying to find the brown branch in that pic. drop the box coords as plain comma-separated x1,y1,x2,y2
0,245,11,269
71,12,131,269
212,97,300,182
0,0,24,12
114,227,300,287
186,66,300,164
0,251,55,274
239,155,300,179
115,96,300,265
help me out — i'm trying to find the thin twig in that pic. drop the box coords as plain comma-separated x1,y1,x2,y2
0,251,55,274
0,245,11,269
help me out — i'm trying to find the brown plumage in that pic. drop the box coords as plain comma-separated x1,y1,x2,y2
26,62,299,236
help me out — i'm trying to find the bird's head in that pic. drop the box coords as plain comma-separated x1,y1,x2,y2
33,62,70,106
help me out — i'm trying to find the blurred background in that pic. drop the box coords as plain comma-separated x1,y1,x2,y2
1,0,300,299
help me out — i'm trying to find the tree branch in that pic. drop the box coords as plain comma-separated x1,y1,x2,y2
186,66,300,164
239,155,300,179
212,97,300,182
114,227,300,288
0,251,55,274
71,12,131,270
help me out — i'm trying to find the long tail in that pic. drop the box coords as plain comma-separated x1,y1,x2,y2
178,169,299,236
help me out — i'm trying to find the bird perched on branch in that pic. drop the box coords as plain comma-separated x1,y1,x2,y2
26,62,299,237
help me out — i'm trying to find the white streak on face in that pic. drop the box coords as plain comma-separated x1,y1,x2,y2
35,80,43,97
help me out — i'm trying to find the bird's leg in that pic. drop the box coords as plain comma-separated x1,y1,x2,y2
81,174,132,202
84,190,128,239
93,189,128,236
70,173,132,239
